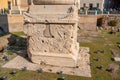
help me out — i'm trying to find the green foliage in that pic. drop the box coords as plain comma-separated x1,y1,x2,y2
81,31,120,80
6,50,13,55
108,19,119,26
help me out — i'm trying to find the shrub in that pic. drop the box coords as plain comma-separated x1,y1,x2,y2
108,19,118,26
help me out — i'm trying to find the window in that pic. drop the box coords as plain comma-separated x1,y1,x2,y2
89,3,93,10
8,1,11,10
83,3,86,7
15,0,17,6
97,3,99,8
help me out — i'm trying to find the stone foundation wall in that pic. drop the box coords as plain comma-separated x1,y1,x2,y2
0,14,23,33
78,15,97,31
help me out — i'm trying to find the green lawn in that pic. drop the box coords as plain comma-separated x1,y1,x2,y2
0,31,120,80
80,31,120,80
10,32,26,37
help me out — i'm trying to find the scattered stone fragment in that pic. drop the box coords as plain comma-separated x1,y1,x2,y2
56,71,63,75
100,50,105,53
112,57,120,62
106,68,114,73
57,77,66,80
116,42,120,44
94,50,104,54
118,45,120,48
2,56,9,61
37,68,43,73
21,66,27,71
107,63,119,73
10,71,17,76
48,69,52,72
97,65,104,70
94,58,99,61
110,49,119,57
0,76,7,80
94,50,100,53
88,62,93,66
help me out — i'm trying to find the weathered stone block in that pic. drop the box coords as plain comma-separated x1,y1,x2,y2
24,0,90,70
25,23,79,67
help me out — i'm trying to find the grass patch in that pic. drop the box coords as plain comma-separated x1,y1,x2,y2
11,32,25,37
80,30,120,80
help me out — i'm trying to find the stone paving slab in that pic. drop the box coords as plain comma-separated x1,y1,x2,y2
2,47,91,77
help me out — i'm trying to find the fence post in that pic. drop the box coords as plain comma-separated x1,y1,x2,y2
9,10,11,14
107,11,109,15
95,10,97,15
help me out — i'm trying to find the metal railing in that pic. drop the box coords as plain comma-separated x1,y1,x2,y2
0,9,9,14
0,9,26,15
79,9,120,15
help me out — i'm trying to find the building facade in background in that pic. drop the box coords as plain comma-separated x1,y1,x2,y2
0,0,28,14
0,0,13,10
109,0,120,9
0,0,119,14
80,0,120,14
80,0,104,11
104,0,120,14
11,0,28,14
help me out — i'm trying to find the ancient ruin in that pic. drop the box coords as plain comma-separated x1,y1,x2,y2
23,0,91,77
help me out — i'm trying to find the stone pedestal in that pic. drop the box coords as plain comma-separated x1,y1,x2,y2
24,4,79,67
24,0,91,76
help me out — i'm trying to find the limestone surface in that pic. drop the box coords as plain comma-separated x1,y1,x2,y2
113,57,120,62
24,0,80,67
24,0,91,77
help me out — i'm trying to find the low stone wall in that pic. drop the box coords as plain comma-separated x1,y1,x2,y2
0,15,99,32
78,15,97,31
0,14,23,33
1,14,119,33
